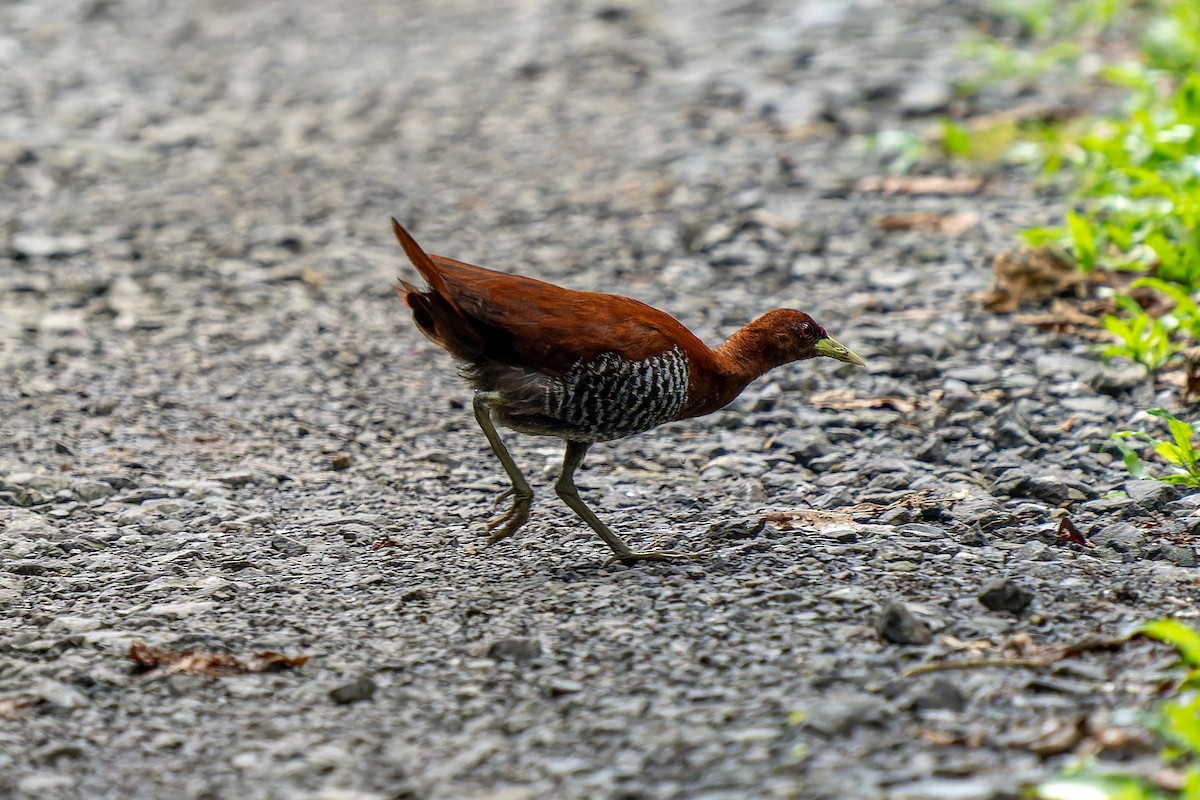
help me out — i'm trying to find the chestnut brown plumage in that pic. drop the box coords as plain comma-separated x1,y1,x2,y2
393,219,864,563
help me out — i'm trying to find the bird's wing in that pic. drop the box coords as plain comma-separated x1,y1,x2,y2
427,253,702,376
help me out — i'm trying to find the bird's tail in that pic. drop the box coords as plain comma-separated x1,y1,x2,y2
391,219,464,316
392,221,484,359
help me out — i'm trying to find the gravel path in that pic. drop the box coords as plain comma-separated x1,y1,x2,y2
2,1,1197,799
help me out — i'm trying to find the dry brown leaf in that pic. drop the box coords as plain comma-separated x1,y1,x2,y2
958,101,1081,130
766,491,935,531
876,211,981,236
1012,716,1086,756
809,389,919,413
857,175,984,196
763,509,853,531
938,635,995,654
0,694,38,720
1151,769,1188,794
1181,347,1200,401
1086,726,1157,758
1014,298,1105,333
981,246,1092,313
1056,516,1094,548
370,536,400,550
128,643,309,677
847,490,935,514
913,728,960,746
906,631,1136,676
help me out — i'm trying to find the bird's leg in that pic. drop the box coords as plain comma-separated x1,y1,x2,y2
472,395,533,545
554,441,707,565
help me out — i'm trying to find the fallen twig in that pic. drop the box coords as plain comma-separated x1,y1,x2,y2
904,633,1135,677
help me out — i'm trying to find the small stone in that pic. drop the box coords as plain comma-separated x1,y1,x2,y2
487,637,542,662
330,453,354,471
889,778,999,800
1089,362,1149,395
944,365,998,384
71,480,115,502
17,772,76,793
144,600,217,618
878,507,914,524
1013,541,1052,562
705,518,766,540
95,473,138,490
803,692,892,737
34,679,90,710
978,579,1034,613
1165,494,1200,514
899,77,953,115
1124,479,1178,511
12,233,89,258
915,438,945,462
1091,523,1146,555
1152,543,1197,567
991,422,1039,449
1022,476,1088,503
908,678,966,712
46,616,103,634
1060,395,1119,416
329,676,377,705
215,471,257,487
772,429,829,464
3,516,57,539
876,600,932,645
959,528,986,547
270,535,308,556
8,559,73,575
547,678,584,696
121,487,172,503
1035,353,1101,380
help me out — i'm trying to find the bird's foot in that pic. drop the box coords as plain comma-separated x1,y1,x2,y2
483,489,532,545
603,549,711,567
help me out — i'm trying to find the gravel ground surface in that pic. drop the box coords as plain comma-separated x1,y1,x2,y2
2,1,1198,799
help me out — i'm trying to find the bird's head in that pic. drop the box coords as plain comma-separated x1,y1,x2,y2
766,309,866,367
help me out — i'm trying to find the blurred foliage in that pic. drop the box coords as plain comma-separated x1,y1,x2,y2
1112,407,1200,486
1035,619,1200,800
920,0,1200,412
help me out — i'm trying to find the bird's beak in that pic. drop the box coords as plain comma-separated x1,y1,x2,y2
815,336,866,367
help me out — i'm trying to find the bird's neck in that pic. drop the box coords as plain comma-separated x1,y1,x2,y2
684,313,794,418
716,311,799,380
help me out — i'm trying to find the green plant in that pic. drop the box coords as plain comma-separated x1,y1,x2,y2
1035,619,1200,800
1099,296,1179,371
1111,408,1200,487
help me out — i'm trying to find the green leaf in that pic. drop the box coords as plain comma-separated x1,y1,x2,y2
1167,418,1197,459
1153,440,1187,466
1067,209,1097,271
1184,765,1200,800
1161,691,1200,755
1022,226,1067,246
942,120,972,158
1140,619,1200,668
1110,434,1149,479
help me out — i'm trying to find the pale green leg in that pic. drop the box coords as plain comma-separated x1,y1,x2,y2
472,395,532,544
555,441,708,565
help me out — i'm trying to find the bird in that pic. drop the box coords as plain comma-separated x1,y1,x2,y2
392,219,864,563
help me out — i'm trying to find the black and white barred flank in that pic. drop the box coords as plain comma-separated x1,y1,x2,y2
465,347,691,443
545,347,690,442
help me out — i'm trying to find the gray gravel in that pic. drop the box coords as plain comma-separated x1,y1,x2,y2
1,1,1196,799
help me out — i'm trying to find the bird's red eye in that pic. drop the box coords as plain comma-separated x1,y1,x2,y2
798,322,812,338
